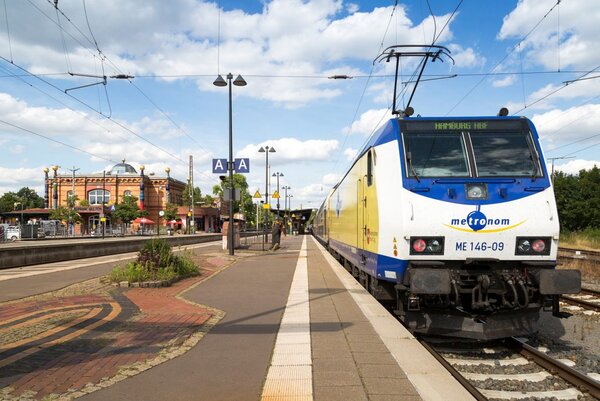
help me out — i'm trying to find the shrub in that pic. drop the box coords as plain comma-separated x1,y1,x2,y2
109,239,200,284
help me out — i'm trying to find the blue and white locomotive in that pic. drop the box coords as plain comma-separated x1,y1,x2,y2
313,113,581,340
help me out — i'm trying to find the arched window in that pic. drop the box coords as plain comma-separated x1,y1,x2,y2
123,190,132,197
88,189,110,205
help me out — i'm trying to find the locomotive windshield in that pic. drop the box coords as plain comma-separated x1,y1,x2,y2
402,123,543,178
403,132,470,177
471,132,539,177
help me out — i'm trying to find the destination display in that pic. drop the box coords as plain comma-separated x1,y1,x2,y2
402,119,526,132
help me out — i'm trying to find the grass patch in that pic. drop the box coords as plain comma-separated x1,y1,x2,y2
110,239,200,284
560,228,600,251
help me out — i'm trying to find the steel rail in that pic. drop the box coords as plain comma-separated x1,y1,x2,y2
507,337,600,399
418,338,487,401
558,247,600,258
561,289,600,312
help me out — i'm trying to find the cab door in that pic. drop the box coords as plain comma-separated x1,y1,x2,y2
358,149,373,252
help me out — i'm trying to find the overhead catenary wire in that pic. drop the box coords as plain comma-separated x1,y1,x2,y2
0,55,187,165
0,118,118,164
12,1,215,182
2,0,12,62
43,0,215,165
511,64,600,115
331,0,399,177
0,61,135,148
445,0,563,116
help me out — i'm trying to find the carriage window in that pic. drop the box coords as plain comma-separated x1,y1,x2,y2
470,132,540,177
403,132,470,177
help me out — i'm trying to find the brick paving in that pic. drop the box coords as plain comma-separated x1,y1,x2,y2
0,253,232,401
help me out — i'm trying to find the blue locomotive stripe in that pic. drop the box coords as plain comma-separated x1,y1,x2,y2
329,239,408,283
394,116,552,205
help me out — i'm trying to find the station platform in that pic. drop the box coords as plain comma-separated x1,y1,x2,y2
0,234,473,401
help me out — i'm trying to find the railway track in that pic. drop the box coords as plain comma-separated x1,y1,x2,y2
558,247,600,262
421,336,600,400
561,288,600,313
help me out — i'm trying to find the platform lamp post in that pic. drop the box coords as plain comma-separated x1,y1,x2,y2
214,72,247,256
258,146,275,250
272,172,283,217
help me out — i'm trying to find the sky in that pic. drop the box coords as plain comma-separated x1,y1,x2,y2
1,0,599,210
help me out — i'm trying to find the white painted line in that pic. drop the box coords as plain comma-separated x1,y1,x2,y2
311,237,475,401
261,236,312,401
0,242,217,281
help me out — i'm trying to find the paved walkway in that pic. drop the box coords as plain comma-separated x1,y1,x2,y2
0,234,472,401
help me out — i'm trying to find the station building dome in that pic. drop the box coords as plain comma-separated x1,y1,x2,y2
110,160,137,175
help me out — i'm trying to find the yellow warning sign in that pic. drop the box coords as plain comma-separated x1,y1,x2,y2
272,191,280,199
253,190,261,199
263,203,271,209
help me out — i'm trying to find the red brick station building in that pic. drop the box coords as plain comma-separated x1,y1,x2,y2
12,161,219,235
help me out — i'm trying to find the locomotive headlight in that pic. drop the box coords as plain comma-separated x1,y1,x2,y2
410,237,445,255
515,237,551,255
517,239,531,253
466,183,487,200
427,239,442,253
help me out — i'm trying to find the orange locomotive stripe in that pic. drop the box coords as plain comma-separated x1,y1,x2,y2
0,302,121,369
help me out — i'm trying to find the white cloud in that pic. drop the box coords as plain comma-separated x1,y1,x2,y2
2,1,468,108
322,173,340,185
499,0,600,70
532,103,600,146
342,108,390,135
551,159,600,175
492,75,517,88
237,137,339,163
346,3,359,14
0,92,212,167
344,147,358,161
447,44,485,69
0,166,45,194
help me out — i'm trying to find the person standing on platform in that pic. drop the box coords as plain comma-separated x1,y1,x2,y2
270,219,283,250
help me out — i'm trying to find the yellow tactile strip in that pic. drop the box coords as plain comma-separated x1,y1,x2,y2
261,236,313,401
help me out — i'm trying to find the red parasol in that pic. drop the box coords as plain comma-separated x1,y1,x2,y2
133,217,155,224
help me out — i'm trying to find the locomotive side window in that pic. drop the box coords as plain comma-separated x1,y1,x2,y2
367,150,373,186
471,132,541,177
403,132,470,177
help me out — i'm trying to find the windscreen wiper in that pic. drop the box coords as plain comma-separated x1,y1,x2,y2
530,153,539,181
406,151,421,182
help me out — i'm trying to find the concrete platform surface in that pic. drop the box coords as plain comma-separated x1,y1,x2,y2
0,234,473,401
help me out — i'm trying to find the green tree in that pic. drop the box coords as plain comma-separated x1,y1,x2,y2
164,202,179,221
182,182,202,207
0,192,21,213
553,166,600,231
49,206,82,224
112,195,144,224
213,173,255,224
0,187,44,212
16,187,44,208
